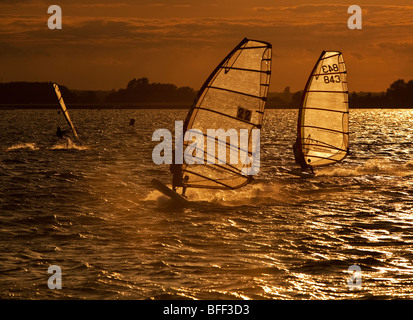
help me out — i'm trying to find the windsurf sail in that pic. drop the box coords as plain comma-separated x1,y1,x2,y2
53,82,80,142
178,38,272,190
295,51,349,168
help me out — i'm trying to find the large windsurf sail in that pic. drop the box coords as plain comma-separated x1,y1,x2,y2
53,82,80,142
295,51,349,168
178,38,272,190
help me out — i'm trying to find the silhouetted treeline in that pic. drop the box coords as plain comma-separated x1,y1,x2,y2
266,79,413,108
0,82,70,104
1,78,412,108
267,86,302,108
0,81,98,104
350,79,413,108
0,78,195,107
105,77,196,103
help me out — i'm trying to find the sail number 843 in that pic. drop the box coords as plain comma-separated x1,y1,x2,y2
324,75,341,83
322,64,339,73
322,64,341,83
321,63,341,83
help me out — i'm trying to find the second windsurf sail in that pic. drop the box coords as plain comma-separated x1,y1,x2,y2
295,51,349,169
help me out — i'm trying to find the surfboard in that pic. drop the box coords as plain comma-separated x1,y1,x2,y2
151,178,189,205
279,167,315,178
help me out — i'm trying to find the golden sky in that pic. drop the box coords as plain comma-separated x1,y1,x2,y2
1,0,412,92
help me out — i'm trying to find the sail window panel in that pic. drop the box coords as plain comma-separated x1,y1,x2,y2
226,44,268,71
305,91,348,112
305,151,347,167
342,112,349,136
183,131,253,171
184,166,249,189
191,109,255,133
245,40,269,48
303,108,345,131
308,74,346,92
301,106,348,167
213,69,263,99
320,52,346,72
302,126,347,163
322,56,345,69
227,49,266,72
260,48,272,100
302,124,347,152
260,73,271,98
197,88,263,125
323,51,340,58
302,108,347,145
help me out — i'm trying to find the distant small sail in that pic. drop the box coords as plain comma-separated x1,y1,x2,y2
53,82,80,143
180,38,272,190
296,51,349,168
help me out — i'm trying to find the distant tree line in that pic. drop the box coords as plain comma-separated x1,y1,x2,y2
0,78,196,105
267,86,302,108
105,77,196,103
267,79,413,108
0,81,97,104
0,78,412,107
350,79,413,108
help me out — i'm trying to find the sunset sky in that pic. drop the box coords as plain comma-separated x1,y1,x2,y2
1,0,412,92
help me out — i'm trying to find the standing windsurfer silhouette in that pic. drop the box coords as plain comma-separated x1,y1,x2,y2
56,126,69,139
293,138,314,174
170,155,188,197
170,163,188,197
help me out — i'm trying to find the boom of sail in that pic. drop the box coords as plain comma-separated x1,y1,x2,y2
296,51,349,168
179,38,272,190
53,82,80,142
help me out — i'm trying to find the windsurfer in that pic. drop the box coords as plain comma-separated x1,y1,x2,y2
293,138,314,173
170,162,188,197
56,126,69,139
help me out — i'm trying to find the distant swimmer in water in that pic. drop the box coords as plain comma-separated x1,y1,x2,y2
56,126,69,139
293,137,314,174
170,162,188,197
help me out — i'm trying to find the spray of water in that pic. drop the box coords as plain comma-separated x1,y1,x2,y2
6,142,39,151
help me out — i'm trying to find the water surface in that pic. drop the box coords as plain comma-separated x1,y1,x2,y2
1,108,412,299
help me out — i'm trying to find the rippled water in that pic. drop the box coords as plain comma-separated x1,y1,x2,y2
1,108,412,300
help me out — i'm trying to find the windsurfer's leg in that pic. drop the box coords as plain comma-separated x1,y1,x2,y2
172,175,180,191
